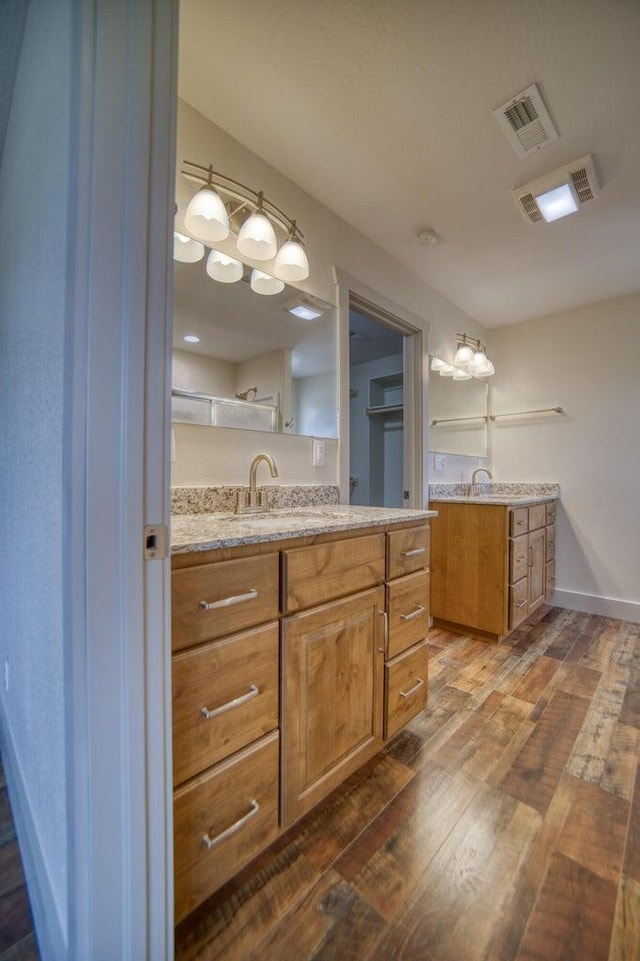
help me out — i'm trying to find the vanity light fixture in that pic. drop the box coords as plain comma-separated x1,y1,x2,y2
453,333,495,378
178,160,309,286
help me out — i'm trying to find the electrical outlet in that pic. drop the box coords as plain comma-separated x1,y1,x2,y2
435,454,446,471
312,439,326,467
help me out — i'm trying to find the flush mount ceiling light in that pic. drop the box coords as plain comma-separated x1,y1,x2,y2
513,154,598,224
178,160,309,288
183,333,200,344
282,292,333,321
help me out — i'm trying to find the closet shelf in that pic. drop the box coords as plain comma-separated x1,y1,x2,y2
366,404,404,416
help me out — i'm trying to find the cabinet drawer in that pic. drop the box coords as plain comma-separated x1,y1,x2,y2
384,639,429,740
174,731,279,924
546,525,556,563
545,560,556,599
509,578,529,629
509,534,529,585
282,533,385,613
510,508,529,537
172,554,279,652
172,623,279,786
386,525,430,579
528,504,547,532
546,502,556,525
386,570,430,658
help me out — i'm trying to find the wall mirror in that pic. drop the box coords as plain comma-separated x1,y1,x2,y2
429,356,488,457
172,258,337,438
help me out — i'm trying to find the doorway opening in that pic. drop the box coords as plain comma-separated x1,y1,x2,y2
348,294,420,508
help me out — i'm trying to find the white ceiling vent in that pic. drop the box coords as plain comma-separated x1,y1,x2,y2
513,154,599,224
494,83,559,159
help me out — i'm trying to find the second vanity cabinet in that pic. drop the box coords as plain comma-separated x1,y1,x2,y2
429,499,556,641
171,517,430,921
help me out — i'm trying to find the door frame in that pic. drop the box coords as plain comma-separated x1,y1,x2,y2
334,269,429,509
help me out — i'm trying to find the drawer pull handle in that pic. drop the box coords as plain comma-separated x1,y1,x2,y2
516,520,526,527
379,610,389,655
400,677,425,699
201,799,260,850
400,605,426,622
516,599,527,608
528,546,534,567
401,547,426,558
199,589,258,611
548,540,555,548
200,684,259,720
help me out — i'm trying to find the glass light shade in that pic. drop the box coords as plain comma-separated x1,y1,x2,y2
273,238,309,281
454,342,474,367
430,357,446,371
250,269,284,295
173,231,205,263
474,358,495,377
535,183,579,223
237,211,278,261
452,369,472,380
206,248,243,284
439,364,455,377
184,187,230,243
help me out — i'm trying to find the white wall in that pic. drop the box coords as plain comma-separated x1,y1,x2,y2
0,0,71,954
294,371,336,438
172,423,338,487
175,100,487,488
172,347,235,395
490,293,640,621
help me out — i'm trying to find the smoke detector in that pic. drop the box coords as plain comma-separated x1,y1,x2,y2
513,154,599,225
494,83,559,159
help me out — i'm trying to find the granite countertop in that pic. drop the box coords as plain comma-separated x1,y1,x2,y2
171,504,437,554
428,482,559,507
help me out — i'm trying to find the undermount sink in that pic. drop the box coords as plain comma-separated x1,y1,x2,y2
219,510,350,527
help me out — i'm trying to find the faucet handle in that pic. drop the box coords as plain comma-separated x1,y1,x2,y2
235,489,248,513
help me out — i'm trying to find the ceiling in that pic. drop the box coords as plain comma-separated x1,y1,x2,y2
178,0,640,329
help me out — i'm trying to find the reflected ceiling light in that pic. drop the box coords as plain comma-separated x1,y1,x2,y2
250,269,285,295
183,334,200,344
283,293,332,321
173,231,205,263
452,369,472,381
273,229,310,281
513,153,598,225
206,248,243,284
180,160,309,278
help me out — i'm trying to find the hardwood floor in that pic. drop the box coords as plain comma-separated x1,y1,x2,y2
0,760,40,961
175,606,640,961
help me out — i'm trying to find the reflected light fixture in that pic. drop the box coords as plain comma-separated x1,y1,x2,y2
250,269,284,295
178,160,310,288
183,333,200,344
206,248,243,284
173,231,205,263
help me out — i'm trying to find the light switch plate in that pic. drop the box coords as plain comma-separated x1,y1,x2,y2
435,454,446,471
312,439,326,467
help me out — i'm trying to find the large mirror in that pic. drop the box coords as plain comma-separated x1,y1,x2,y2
172,259,337,438
429,356,488,457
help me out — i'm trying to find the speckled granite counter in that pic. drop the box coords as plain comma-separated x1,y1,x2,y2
171,504,437,554
429,482,559,507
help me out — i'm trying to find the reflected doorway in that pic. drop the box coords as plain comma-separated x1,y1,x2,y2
348,303,409,507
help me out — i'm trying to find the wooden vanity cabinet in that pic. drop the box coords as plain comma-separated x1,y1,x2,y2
171,551,281,923
430,500,557,641
172,517,431,915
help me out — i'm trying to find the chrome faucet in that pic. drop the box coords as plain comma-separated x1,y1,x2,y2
235,453,279,513
470,467,492,495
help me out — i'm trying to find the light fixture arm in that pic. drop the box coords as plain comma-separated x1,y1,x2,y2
182,159,306,245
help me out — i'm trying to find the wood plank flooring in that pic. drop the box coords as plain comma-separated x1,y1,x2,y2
0,760,40,961
175,606,640,961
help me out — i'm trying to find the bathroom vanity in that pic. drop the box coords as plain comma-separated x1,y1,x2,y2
429,485,558,641
170,504,435,923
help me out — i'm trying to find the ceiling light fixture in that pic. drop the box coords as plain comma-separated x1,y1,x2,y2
513,154,598,225
283,293,333,321
183,334,200,344
178,160,309,287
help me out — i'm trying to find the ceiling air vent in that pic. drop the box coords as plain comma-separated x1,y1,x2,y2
494,83,559,159
512,154,599,224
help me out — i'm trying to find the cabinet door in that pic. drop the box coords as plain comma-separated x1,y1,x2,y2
281,587,385,827
528,527,545,612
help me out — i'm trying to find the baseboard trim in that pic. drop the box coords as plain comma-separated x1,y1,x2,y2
0,708,67,961
551,589,640,623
